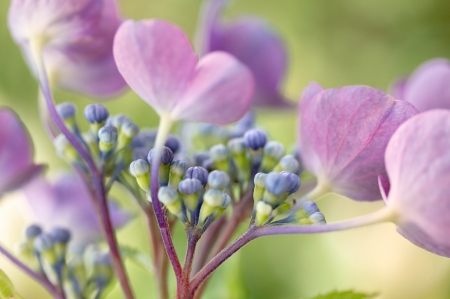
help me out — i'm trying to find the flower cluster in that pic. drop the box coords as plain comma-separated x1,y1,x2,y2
1,0,450,299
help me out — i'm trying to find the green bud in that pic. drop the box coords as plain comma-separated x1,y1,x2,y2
255,201,272,226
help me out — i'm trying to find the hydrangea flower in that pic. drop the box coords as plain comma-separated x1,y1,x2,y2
113,19,254,127
23,173,133,247
299,83,418,201
195,0,289,107
380,109,450,257
8,0,126,97
0,108,43,197
390,58,450,112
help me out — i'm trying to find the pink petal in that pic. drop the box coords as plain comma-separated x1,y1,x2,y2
114,19,198,114
300,86,418,201
389,76,408,100
0,109,41,195
403,58,450,112
299,82,324,111
171,51,254,125
384,110,450,257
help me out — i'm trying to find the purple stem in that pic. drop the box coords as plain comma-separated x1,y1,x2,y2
0,244,64,299
31,42,134,299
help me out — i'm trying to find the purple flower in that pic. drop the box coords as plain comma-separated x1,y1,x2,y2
390,58,450,112
23,172,133,247
113,19,254,125
299,83,418,201
380,110,450,257
8,0,126,98
195,0,289,107
0,108,43,197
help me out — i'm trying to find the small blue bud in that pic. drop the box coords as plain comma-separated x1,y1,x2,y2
280,171,301,194
148,146,174,165
132,147,150,161
244,129,267,150
165,135,181,154
84,104,109,124
264,141,285,160
207,171,230,190
228,138,246,154
130,159,150,177
56,102,76,120
171,160,188,176
98,125,118,145
178,179,202,195
25,224,42,240
303,201,320,216
254,173,267,188
49,227,71,244
193,152,211,166
106,114,131,128
34,234,54,252
202,159,215,172
222,193,231,208
121,121,139,138
158,186,179,205
265,172,290,196
131,130,157,148
210,144,229,161
203,189,225,207
184,166,208,186
278,155,300,174
310,212,326,224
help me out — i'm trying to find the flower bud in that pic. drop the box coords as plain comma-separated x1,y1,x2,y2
199,189,230,224
25,224,42,241
158,186,184,221
117,120,139,150
193,152,211,167
98,125,118,154
49,227,71,261
84,104,109,125
244,129,267,166
148,146,174,186
309,212,326,225
260,141,285,172
279,171,301,194
34,234,57,266
210,144,230,173
274,155,300,174
107,114,131,133
207,171,230,191
255,201,272,226
228,138,251,184
56,102,76,120
165,135,181,154
169,160,188,188
253,173,267,203
54,134,79,163
184,166,209,187
303,201,320,216
178,178,203,212
130,159,150,193
263,172,291,206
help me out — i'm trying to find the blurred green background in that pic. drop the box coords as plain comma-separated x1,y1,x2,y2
1,0,450,298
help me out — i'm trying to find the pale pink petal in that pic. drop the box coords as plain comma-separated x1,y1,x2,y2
384,110,450,257
171,51,254,125
114,20,198,114
300,86,418,201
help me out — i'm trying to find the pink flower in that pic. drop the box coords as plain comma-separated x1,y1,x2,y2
113,19,254,125
195,0,289,107
0,108,43,197
390,58,450,112
380,110,450,257
299,83,418,201
8,0,126,97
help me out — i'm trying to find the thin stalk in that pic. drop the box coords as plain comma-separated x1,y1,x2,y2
150,116,183,280
178,232,200,299
0,243,64,299
191,208,396,294
29,39,134,299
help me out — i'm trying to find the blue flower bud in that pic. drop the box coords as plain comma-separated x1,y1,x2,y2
207,171,230,190
158,186,179,205
25,224,42,240
222,193,231,208
193,152,211,166
84,104,109,124
56,102,76,120
178,179,202,195
202,159,215,172
132,147,150,161
303,201,320,216
147,146,174,165
264,141,285,160
244,129,267,150
210,144,229,161
184,166,208,186
131,130,157,148
265,172,290,196
121,121,139,138
34,234,54,252
49,227,71,244
98,125,118,145
171,160,188,176
165,135,181,154
228,138,246,154
203,189,225,208
309,212,326,224
277,155,300,174
280,171,301,194
106,114,131,129
254,173,267,188
130,159,150,177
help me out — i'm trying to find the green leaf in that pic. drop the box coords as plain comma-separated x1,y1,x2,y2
0,270,23,299
120,246,154,274
309,290,378,299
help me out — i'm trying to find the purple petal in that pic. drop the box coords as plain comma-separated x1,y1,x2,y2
114,20,198,114
24,172,132,246
299,86,418,201
196,0,289,107
172,51,254,125
0,108,42,195
402,58,450,112
299,82,324,111
384,110,450,257
377,175,390,204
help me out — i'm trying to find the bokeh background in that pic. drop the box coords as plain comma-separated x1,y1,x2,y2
1,0,450,298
